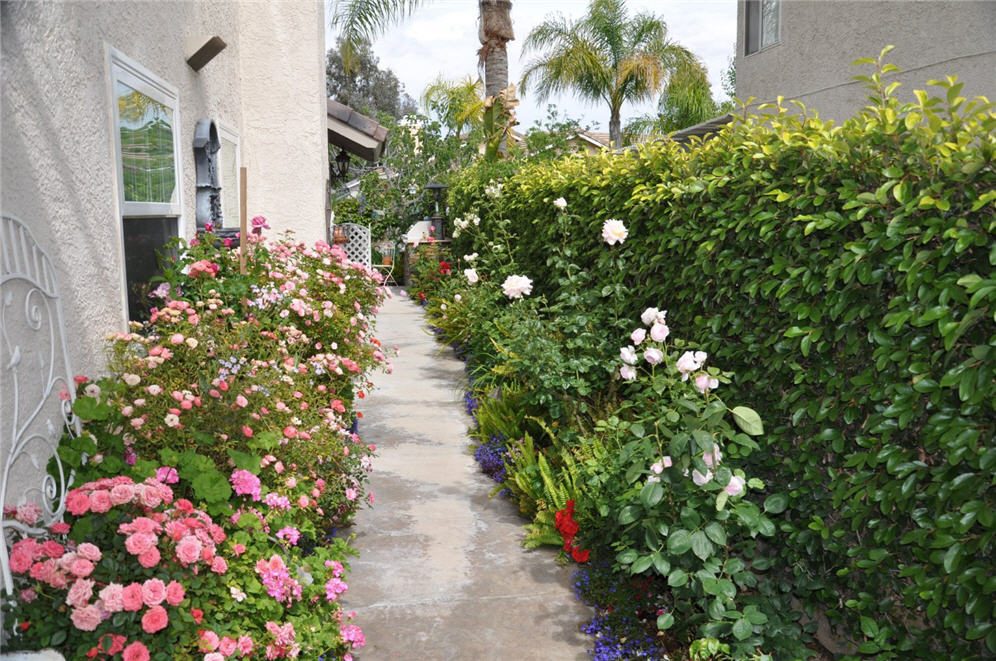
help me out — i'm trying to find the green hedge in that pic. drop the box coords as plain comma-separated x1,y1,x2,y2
447,75,995,656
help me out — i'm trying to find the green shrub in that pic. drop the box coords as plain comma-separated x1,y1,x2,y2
443,59,996,657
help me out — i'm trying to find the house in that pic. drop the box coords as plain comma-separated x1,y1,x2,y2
735,0,996,121
566,130,611,154
1,0,329,380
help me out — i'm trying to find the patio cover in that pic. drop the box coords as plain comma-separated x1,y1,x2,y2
327,99,389,162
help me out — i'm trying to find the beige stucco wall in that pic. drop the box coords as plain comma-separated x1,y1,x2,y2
1,1,327,512
736,0,996,122
239,0,328,244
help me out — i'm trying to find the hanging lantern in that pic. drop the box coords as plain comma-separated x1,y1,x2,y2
333,226,348,244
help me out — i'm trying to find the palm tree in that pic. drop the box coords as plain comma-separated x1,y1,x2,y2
624,57,723,140
422,76,485,138
520,0,695,148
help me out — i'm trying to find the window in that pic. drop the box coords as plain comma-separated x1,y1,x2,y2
218,124,241,228
109,48,182,320
745,0,780,55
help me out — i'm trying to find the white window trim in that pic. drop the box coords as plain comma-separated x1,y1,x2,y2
217,122,241,228
106,46,184,324
108,46,184,220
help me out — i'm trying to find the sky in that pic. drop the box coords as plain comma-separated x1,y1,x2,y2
324,0,738,132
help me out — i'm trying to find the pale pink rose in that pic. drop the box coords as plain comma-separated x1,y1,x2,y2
200,630,220,651
703,444,722,469
99,583,125,612
724,475,745,497
169,333,185,345
210,557,228,574
147,384,162,396
620,365,637,381
237,636,254,655
66,578,94,608
650,460,664,475
70,604,103,631
662,455,673,468
676,350,707,380
692,469,713,486
619,346,638,365
142,578,166,606
176,536,203,566
464,268,479,285
650,322,670,342
345,488,358,501
235,394,249,408
164,413,180,428
630,328,646,345
297,495,309,508
76,543,101,562
643,348,664,365
695,373,718,394
139,486,164,509
122,373,141,386
110,483,135,505
204,653,225,661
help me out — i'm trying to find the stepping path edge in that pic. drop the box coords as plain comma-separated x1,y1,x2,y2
344,291,593,661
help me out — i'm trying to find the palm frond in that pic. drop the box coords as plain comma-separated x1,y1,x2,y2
331,0,429,69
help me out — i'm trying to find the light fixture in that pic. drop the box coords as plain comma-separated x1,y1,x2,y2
187,36,227,72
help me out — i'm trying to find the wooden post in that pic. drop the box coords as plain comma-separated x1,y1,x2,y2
239,166,247,275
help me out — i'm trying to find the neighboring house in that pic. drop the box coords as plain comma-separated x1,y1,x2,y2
567,130,611,154
1,0,329,381
735,0,996,122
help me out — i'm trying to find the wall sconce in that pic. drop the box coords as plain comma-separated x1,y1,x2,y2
187,36,227,72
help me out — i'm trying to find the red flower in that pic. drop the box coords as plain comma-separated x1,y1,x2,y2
571,546,590,563
19,621,30,631
191,608,204,624
439,261,451,275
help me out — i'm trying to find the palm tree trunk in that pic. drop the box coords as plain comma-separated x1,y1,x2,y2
478,0,513,94
609,107,622,148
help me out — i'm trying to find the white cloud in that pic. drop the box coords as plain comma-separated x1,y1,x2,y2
326,0,738,130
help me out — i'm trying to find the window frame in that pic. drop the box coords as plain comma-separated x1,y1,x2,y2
744,0,781,56
108,46,184,219
217,122,241,228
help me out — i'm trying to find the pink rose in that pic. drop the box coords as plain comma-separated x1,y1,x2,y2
210,557,228,574
76,542,101,562
99,583,125,612
169,333,185,345
121,583,144,611
200,630,220,651
165,580,185,606
89,490,112,513
176,536,203,566
109,483,135,506
66,578,94,608
630,328,646,345
703,444,722,469
65,491,90,516
695,373,718,394
141,604,169,633
69,557,95,578
9,550,33,574
650,322,670,342
237,635,254,655
219,636,238,656
692,469,713,486
125,532,157,556
724,475,746,497
619,365,637,381
643,348,663,365
137,547,161,568
204,654,224,661
71,604,103,631
122,641,150,661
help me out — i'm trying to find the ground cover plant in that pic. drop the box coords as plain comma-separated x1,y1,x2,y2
3,226,388,660
413,56,995,658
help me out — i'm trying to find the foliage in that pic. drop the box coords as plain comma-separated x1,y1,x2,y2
624,57,729,140
422,76,485,138
432,53,996,657
326,36,418,120
519,0,697,147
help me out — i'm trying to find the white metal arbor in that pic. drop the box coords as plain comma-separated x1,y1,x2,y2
0,215,77,596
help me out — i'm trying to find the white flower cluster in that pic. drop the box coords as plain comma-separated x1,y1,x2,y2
484,181,504,198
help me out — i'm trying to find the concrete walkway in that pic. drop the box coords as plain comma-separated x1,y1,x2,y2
346,291,592,660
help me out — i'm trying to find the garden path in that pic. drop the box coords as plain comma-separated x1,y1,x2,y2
343,289,592,660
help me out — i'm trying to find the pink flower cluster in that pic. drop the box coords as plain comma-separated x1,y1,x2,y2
255,555,302,605
188,259,220,279
230,469,262,501
199,629,254,657
264,621,300,659
65,476,173,517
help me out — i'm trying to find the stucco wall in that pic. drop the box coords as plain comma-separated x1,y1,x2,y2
1,1,327,513
238,1,328,244
735,0,996,122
